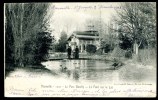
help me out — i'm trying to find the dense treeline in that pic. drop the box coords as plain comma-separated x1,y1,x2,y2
5,3,53,68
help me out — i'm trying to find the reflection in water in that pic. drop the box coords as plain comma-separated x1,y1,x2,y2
67,70,71,77
42,59,156,83
73,69,80,80
51,59,117,82
85,68,97,80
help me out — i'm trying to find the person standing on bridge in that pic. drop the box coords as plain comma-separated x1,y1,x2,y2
75,46,79,59
67,46,72,59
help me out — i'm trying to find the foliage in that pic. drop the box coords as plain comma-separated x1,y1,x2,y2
115,2,156,55
5,3,51,67
111,46,126,58
84,18,106,38
95,48,103,55
118,32,133,50
5,12,14,64
23,32,52,65
125,49,132,58
100,40,114,53
86,44,97,54
104,44,111,53
55,31,68,52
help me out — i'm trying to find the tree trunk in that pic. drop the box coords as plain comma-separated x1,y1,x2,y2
147,41,150,60
133,40,138,55
17,4,24,67
20,3,24,67
133,40,139,62
102,48,105,54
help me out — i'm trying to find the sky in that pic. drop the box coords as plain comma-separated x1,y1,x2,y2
47,3,121,40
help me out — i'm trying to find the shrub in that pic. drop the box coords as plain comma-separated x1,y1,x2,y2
125,49,132,58
95,48,103,55
86,44,97,54
100,41,114,53
103,44,111,53
111,46,126,58
118,33,133,50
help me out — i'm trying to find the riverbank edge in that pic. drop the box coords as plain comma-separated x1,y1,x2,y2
5,63,52,78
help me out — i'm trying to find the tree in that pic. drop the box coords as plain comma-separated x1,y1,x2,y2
55,31,68,52
5,3,51,67
84,18,106,38
114,2,156,57
34,32,52,64
23,32,52,65
5,11,14,65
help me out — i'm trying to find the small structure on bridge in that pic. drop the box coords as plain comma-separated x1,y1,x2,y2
67,30,100,53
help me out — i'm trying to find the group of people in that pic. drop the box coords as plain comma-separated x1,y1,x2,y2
67,46,79,59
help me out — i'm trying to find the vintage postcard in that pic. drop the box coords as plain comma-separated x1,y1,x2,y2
4,2,156,97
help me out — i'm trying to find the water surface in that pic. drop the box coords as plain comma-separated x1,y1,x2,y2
42,59,121,83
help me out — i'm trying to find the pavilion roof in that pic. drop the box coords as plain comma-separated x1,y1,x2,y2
67,31,100,41
73,31,99,36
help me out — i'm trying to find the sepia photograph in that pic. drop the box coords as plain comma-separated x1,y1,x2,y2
4,2,156,97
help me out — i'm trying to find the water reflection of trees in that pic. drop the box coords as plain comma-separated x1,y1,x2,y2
58,59,121,82
85,68,97,80
66,70,71,77
72,69,80,80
